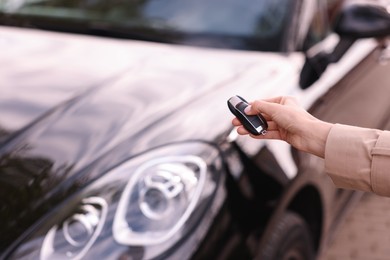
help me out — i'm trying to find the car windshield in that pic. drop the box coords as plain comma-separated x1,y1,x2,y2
0,0,295,51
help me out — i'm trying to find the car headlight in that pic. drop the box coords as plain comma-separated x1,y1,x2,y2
41,197,108,260
113,155,207,246
5,142,224,260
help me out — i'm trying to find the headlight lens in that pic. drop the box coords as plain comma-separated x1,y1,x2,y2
41,197,108,260
113,155,207,246
7,142,223,260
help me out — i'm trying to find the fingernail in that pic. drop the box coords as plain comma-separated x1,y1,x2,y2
244,105,251,114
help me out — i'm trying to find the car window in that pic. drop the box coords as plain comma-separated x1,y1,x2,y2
0,0,297,51
302,0,342,50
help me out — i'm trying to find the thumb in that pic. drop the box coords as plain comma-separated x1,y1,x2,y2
245,100,280,117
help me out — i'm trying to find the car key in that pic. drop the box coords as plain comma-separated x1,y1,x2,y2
227,95,268,135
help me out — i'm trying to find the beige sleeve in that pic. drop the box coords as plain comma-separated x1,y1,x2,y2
325,124,390,197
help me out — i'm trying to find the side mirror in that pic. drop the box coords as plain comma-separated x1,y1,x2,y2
335,4,390,38
299,4,390,89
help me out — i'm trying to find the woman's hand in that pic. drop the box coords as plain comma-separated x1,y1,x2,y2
232,96,333,158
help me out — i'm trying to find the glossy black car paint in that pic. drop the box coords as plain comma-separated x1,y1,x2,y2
0,25,299,258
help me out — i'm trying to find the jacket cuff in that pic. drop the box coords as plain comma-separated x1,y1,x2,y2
325,124,379,193
371,131,390,196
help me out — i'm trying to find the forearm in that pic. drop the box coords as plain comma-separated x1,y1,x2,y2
325,124,390,197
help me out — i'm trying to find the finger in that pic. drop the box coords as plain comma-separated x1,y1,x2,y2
233,115,272,127
232,117,242,126
247,96,283,107
246,96,299,116
237,126,250,135
246,99,282,116
235,120,277,133
266,121,278,131
249,130,282,140
262,96,298,106
261,96,284,104
237,125,281,138
261,113,272,121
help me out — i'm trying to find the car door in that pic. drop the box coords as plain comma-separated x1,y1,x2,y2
303,41,390,231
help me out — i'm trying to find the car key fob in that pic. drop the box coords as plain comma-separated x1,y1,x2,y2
227,95,268,135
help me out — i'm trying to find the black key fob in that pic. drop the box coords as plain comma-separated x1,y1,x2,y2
227,95,268,136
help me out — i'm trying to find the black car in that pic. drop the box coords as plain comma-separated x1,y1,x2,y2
1,0,390,259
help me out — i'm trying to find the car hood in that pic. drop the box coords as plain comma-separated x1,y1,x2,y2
0,26,302,194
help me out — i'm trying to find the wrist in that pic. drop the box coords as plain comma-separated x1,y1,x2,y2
304,120,333,158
